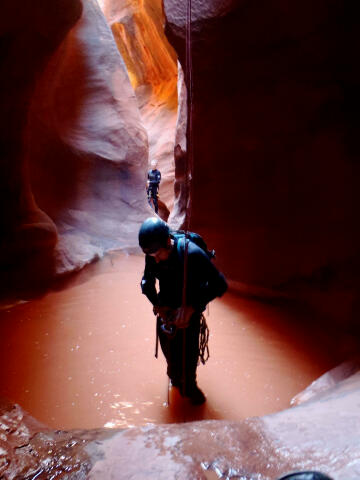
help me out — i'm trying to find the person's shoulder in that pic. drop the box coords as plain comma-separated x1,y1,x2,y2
189,239,204,253
178,237,208,259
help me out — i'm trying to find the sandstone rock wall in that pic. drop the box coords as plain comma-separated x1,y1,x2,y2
0,0,83,293
164,0,360,290
27,0,149,274
100,0,179,218
1,0,150,294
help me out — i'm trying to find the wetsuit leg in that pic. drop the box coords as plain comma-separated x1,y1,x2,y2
182,313,201,393
150,186,158,213
147,188,152,207
157,314,200,392
157,317,182,385
153,194,159,214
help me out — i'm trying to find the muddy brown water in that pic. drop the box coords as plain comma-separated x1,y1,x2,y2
0,253,335,430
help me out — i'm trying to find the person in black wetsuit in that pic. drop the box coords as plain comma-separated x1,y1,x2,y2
138,217,227,405
146,160,161,214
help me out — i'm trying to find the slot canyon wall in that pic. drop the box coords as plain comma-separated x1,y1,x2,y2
1,1,360,479
0,0,81,292
99,0,182,219
163,0,360,328
0,0,358,318
0,0,149,297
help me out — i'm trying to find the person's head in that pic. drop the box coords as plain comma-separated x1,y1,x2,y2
277,472,333,480
138,217,171,262
150,160,158,170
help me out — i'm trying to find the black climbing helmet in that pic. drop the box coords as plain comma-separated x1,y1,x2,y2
277,472,333,480
138,217,170,254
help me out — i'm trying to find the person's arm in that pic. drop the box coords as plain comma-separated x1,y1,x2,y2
201,266,228,307
140,256,158,306
173,252,227,328
188,246,228,312
171,241,227,327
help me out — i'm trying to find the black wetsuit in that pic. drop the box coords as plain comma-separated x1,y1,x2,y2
140,237,227,393
147,168,161,213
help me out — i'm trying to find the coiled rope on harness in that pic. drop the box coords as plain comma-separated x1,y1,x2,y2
199,313,210,365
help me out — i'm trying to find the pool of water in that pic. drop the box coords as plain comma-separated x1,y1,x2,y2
0,252,335,429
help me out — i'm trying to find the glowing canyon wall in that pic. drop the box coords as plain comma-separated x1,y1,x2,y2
0,0,149,297
100,0,180,218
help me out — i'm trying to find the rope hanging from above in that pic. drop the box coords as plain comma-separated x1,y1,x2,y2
181,0,194,309
180,0,194,395
184,0,193,235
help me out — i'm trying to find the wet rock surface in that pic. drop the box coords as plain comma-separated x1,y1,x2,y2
1,368,360,479
0,397,106,479
86,369,360,479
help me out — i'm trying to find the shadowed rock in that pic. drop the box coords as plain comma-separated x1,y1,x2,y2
163,0,360,296
0,0,83,295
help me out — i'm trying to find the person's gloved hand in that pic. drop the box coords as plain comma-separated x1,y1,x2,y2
173,306,195,329
153,305,174,320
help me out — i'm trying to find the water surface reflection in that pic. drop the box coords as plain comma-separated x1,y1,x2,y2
0,253,335,429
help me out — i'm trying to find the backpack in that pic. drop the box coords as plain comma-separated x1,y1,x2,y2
170,230,215,260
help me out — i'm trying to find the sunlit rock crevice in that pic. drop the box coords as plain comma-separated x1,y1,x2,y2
100,0,180,218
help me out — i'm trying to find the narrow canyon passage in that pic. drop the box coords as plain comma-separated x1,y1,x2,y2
0,253,335,430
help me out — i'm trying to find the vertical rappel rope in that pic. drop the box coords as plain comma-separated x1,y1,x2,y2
180,0,193,399
185,0,194,231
